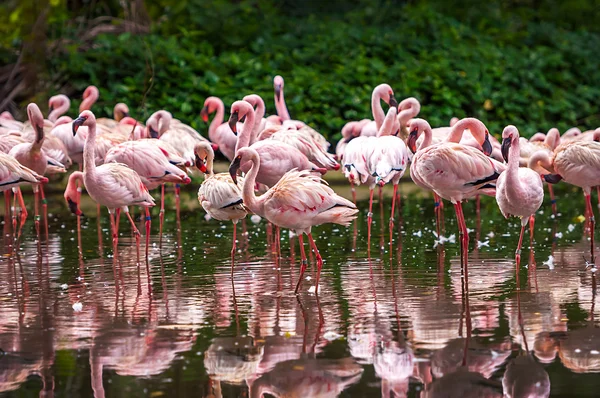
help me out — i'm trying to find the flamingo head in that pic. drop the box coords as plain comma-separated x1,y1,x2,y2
229,154,242,184
407,127,419,154
482,130,493,157
194,153,208,173
389,94,398,109
72,110,95,135
274,75,284,101
228,111,239,134
501,125,519,163
114,103,129,121
200,105,209,122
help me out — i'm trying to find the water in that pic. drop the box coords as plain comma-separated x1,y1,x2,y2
0,179,599,397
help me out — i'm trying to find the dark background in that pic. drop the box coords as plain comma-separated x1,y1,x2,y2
2,0,600,140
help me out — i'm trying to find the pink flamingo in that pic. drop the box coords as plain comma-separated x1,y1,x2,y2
529,136,600,261
8,103,65,235
229,146,358,293
495,126,544,265
47,94,71,123
70,110,155,252
336,120,371,162
367,107,410,227
396,97,421,138
104,139,192,250
273,75,292,121
196,142,247,268
242,94,268,141
230,100,326,188
408,118,504,252
201,96,247,161
359,84,399,137
0,152,47,223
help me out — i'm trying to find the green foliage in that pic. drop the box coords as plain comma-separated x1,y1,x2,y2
4,0,600,142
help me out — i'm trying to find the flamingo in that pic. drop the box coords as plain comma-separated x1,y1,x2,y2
408,118,505,254
367,106,410,229
0,152,47,223
8,103,65,235
70,110,155,253
104,139,192,250
359,84,398,137
495,126,544,265
396,97,421,139
229,146,357,292
195,142,247,268
229,100,326,188
528,136,600,261
201,96,252,161
47,94,71,123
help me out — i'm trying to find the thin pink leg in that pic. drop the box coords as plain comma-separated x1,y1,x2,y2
390,184,398,226
350,181,356,205
40,185,49,241
109,211,117,247
34,187,40,236
516,224,526,268
548,184,557,216
454,202,469,264
125,210,141,262
12,189,18,230
16,188,28,238
529,215,535,246
367,188,374,253
585,192,595,262
307,233,323,292
144,207,151,258
159,184,165,244
294,234,308,293
231,222,237,261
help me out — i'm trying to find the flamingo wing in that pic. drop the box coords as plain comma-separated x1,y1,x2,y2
95,163,155,207
198,173,247,222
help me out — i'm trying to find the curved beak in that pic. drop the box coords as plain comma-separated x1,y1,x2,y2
72,116,86,136
275,84,282,101
228,111,239,135
122,111,129,118
229,155,242,184
389,94,398,109
482,132,493,157
48,105,54,115
201,106,209,123
67,197,83,216
407,129,419,153
501,137,511,163
195,154,207,173
149,126,159,139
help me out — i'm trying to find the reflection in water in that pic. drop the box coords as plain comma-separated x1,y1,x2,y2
0,187,598,396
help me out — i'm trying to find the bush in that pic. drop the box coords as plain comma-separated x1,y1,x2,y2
3,0,600,142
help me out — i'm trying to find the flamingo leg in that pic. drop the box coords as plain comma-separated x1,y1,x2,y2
125,209,141,262
454,201,468,263
367,188,374,253
275,225,281,257
34,186,40,236
585,192,595,262
548,184,557,216
350,181,356,205
40,185,49,241
307,233,323,292
379,185,384,252
390,183,398,225
109,210,117,247
159,184,165,245
175,183,181,228
12,189,17,230
231,222,237,276
529,215,535,246
294,234,308,293
16,188,27,238
516,223,526,268
144,207,151,258
434,192,443,234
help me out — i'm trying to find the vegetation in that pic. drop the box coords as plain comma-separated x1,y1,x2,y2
2,0,600,142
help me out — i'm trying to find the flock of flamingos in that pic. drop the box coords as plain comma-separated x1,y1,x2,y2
1,76,599,294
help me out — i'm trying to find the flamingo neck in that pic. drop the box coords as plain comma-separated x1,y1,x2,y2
252,98,266,137
420,125,433,149
528,150,554,174
234,110,256,154
79,90,99,113
275,89,291,121
48,97,70,122
83,122,97,176
241,153,262,215
208,100,225,142
206,149,215,177
447,119,486,145
506,136,523,187
377,108,397,137
545,128,560,149
372,89,385,130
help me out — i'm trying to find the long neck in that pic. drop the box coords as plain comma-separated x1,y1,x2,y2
241,154,262,214
420,125,433,150
206,150,215,177
372,91,385,129
545,128,560,150
447,119,484,144
48,99,70,122
275,89,291,121
377,110,397,137
209,101,225,138
234,111,256,154
505,137,525,194
32,123,45,151
252,98,266,136
528,150,555,174
83,123,97,175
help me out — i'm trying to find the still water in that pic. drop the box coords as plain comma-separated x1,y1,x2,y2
0,178,599,397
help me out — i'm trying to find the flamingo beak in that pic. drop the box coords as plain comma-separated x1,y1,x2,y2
195,154,207,173
543,174,563,184
275,84,282,101
122,111,129,118
501,137,511,163
66,197,83,216
201,106,209,123
149,126,159,139
72,116,86,135
229,155,242,184
48,105,54,114
228,111,239,135
407,129,419,153
389,94,398,109
482,132,493,156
